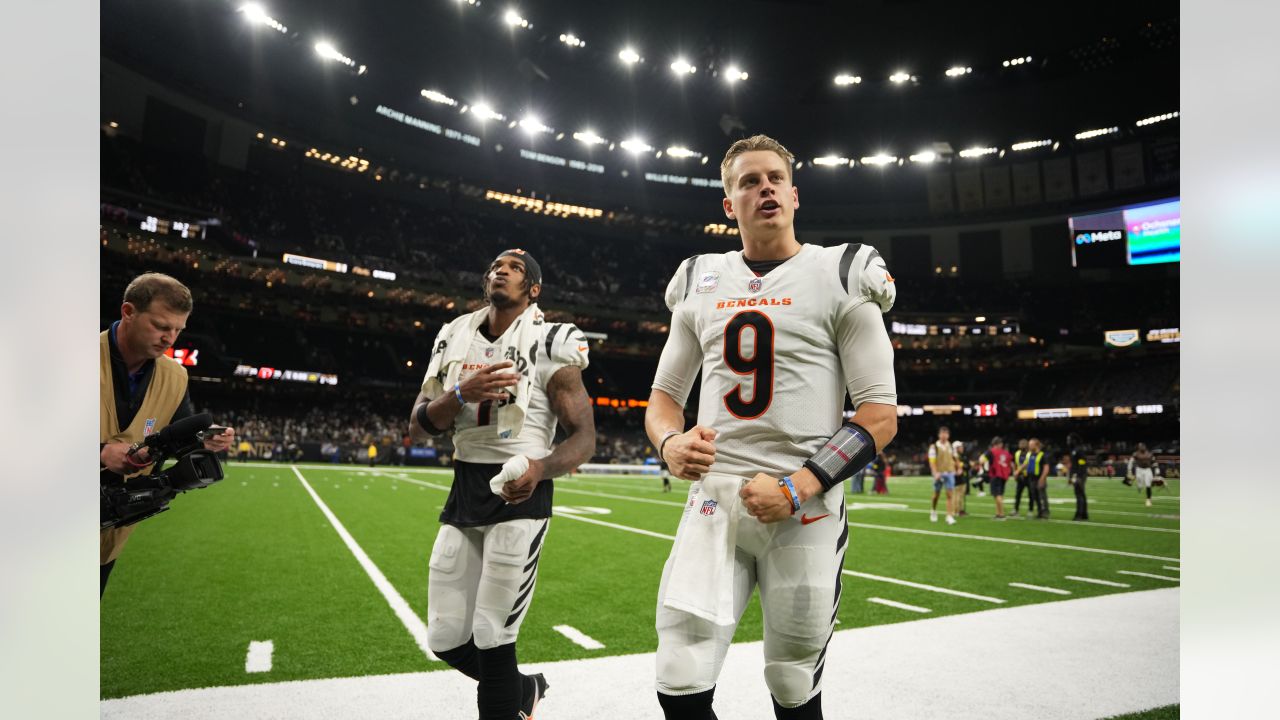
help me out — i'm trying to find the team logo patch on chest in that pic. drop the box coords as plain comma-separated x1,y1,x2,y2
701,499,718,516
748,277,763,293
696,271,720,294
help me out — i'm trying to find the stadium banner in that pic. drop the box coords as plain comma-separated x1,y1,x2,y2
954,168,983,211
1111,142,1146,189
1076,150,1109,196
577,463,660,476
1011,161,1042,206
925,171,954,213
981,165,1012,208
1042,157,1074,202
1104,329,1142,348
1016,407,1105,420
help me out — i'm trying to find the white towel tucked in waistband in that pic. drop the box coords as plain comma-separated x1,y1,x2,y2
662,472,745,626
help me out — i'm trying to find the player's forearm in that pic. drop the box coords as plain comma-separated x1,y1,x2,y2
425,392,465,432
644,389,686,451
538,426,596,478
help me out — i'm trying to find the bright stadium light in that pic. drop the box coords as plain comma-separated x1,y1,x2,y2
574,130,606,146
959,146,998,158
670,58,696,75
945,66,972,77
1136,111,1179,127
1003,55,1033,67
1075,126,1119,140
666,146,701,158
519,114,552,135
888,71,912,84
620,137,653,154
421,89,457,106
812,155,850,167
833,73,862,86
559,33,584,48
315,41,356,67
724,66,748,83
239,4,288,33
1011,139,1052,151
470,102,506,122
861,154,898,166
619,47,641,64
909,151,937,163
503,9,530,28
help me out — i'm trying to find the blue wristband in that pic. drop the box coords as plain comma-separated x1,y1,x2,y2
779,476,801,514
453,383,466,406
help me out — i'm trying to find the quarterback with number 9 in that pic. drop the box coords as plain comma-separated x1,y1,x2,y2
645,135,898,719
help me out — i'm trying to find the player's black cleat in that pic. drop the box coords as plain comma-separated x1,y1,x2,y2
519,673,549,719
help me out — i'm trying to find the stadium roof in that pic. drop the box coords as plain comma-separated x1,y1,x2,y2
102,0,1176,174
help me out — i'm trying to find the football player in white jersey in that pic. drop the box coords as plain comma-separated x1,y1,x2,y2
409,249,596,720
645,135,898,719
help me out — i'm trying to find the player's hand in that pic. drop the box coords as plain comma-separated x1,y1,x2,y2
501,456,544,504
459,361,521,403
100,442,151,475
203,427,235,453
740,473,793,524
663,426,717,481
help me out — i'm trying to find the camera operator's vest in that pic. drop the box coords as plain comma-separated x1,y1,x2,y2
100,331,188,564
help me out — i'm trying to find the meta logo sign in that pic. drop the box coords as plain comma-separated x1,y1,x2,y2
1074,229,1123,245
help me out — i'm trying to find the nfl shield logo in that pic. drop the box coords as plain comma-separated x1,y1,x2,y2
484,347,496,359
748,277,763,293
143,418,156,437
701,499,718,516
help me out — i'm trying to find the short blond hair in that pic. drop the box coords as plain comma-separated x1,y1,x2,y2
720,134,795,195
123,272,193,313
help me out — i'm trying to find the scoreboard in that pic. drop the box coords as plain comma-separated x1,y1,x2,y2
1070,197,1180,267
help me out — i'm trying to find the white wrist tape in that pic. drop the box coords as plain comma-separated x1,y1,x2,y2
488,455,531,496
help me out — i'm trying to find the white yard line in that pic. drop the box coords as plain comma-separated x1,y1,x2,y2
244,641,273,673
841,570,1006,604
1117,571,1180,582
551,510,677,540
1162,566,1180,572
867,597,931,613
291,466,438,662
845,522,1179,562
553,625,606,650
1065,576,1131,588
1008,582,1072,595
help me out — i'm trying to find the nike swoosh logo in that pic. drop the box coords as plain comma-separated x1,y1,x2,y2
800,513,830,525
577,346,589,352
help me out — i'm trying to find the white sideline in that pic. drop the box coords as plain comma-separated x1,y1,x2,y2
553,625,606,650
1009,582,1072,595
867,597,930,613
1065,576,1131,588
245,641,273,674
291,467,438,662
101,588,1179,720
842,569,1006,604
846,521,1179,561
1117,570,1180,582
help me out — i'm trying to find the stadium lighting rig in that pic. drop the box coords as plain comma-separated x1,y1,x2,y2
959,146,998,158
314,41,363,74
1136,111,1179,127
945,66,973,77
618,47,642,65
620,137,654,154
888,71,915,84
1003,55,1033,67
723,66,749,83
503,9,531,29
670,58,697,75
421,89,457,106
466,102,506,122
1010,139,1052,151
559,33,584,48
1075,126,1119,140
239,3,287,34
908,151,937,163
518,114,553,135
665,146,701,159
860,153,898,166
812,155,850,167
573,130,607,146
833,73,862,86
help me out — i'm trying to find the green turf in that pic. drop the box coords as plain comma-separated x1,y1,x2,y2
1103,705,1179,719
101,463,1179,701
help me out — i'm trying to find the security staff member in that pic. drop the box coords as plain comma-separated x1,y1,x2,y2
1012,438,1037,517
101,273,235,595
1067,433,1090,521
1026,438,1050,519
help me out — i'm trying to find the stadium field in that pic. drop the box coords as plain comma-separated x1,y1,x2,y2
101,463,1179,705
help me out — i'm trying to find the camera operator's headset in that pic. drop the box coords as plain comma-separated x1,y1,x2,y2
100,413,226,530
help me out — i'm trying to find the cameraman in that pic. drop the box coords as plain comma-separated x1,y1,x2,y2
100,273,235,595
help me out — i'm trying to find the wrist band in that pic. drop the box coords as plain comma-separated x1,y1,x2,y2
453,383,466,406
658,430,680,463
778,476,801,514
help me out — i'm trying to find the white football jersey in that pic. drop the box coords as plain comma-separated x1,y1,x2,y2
652,242,896,479
434,321,589,464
